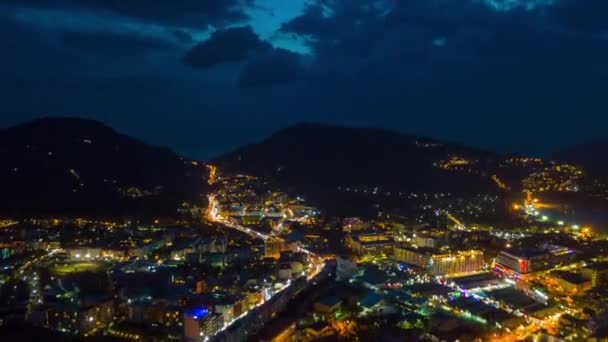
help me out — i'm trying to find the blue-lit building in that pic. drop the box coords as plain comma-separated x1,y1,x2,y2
183,307,223,341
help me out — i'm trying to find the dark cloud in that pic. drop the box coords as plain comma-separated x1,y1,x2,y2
0,9,76,78
238,49,305,88
183,25,308,87
62,30,176,57
271,0,608,153
172,30,193,44
5,0,254,28
280,0,608,85
183,26,271,68
2,0,608,158
550,0,608,33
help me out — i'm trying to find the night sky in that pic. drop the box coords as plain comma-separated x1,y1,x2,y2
1,0,607,159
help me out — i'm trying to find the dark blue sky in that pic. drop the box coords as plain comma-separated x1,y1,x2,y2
1,0,607,159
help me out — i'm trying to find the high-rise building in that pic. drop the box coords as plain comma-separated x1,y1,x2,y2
264,237,284,259
183,307,223,341
393,245,484,276
428,251,484,276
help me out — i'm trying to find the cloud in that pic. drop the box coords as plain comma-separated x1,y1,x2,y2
172,30,193,44
270,0,608,151
549,0,608,33
62,30,176,57
183,25,308,87
4,0,254,28
183,26,271,68
279,0,608,82
238,49,306,88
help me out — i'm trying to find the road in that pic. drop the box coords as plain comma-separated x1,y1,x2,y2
205,193,325,338
207,195,323,271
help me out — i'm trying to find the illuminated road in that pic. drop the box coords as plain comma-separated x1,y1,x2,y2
204,192,325,338
207,164,217,185
207,194,323,262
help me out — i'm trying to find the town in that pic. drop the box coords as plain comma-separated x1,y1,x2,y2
1,162,608,342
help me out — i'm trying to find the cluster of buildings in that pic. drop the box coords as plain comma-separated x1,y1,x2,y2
522,164,583,193
393,246,484,276
344,228,486,278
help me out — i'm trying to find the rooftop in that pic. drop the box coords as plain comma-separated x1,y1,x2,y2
551,271,588,285
184,307,210,320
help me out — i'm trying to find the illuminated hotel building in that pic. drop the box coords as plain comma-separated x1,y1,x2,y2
495,245,575,274
393,246,432,268
393,245,484,276
428,251,484,276
345,233,394,256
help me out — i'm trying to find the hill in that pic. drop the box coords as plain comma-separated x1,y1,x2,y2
0,118,208,220
552,142,608,177
216,123,503,216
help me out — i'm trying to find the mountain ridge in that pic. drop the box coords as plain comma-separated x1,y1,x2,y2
215,123,505,216
0,117,208,221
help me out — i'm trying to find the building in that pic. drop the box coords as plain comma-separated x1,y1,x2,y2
243,288,263,308
210,293,248,325
428,251,484,276
336,256,358,281
550,271,592,293
393,245,484,276
264,237,284,259
278,263,293,280
127,302,182,329
302,321,335,341
183,307,223,341
582,262,608,287
495,245,575,274
67,247,101,261
171,247,195,261
45,300,114,335
345,232,394,256
314,296,342,317
393,245,433,268
413,231,445,248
